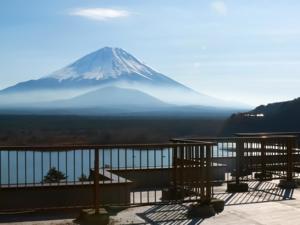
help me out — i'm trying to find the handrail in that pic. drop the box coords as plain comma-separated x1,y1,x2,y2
171,135,298,143
235,132,300,137
171,139,217,144
0,141,215,151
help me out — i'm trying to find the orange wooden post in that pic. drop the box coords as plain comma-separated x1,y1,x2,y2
200,145,205,201
180,146,184,199
235,140,243,184
261,140,266,179
173,146,178,188
206,144,212,202
287,137,295,181
94,148,100,214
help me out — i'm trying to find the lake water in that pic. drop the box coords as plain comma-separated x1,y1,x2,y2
0,144,236,185
0,148,173,185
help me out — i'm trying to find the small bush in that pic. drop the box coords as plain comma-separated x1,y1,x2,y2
43,167,67,183
78,174,90,182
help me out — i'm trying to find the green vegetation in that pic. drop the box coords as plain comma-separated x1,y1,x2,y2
78,174,90,182
43,167,67,183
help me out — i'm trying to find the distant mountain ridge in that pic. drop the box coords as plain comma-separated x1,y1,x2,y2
221,97,300,135
251,97,300,116
49,86,168,108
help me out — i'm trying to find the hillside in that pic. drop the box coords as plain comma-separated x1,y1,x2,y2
221,97,300,135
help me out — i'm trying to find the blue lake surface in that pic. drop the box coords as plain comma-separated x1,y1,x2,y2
0,144,236,185
0,149,173,185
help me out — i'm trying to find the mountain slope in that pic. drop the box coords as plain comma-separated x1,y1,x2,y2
0,47,229,107
221,97,300,135
49,86,168,108
1,47,190,93
251,97,300,117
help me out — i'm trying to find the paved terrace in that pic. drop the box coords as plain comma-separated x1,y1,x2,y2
1,180,299,225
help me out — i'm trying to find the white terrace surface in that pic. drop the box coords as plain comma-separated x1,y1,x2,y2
1,181,300,225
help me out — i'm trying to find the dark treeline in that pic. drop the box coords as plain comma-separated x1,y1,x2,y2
221,97,300,135
0,115,227,146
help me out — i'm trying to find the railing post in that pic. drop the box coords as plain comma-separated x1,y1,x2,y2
205,144,212,202
94,148,100,214
172,146,178,188
180,146,184,199
287,138,295,181
235,140,242,184
200,145,205,201
261,140,266,179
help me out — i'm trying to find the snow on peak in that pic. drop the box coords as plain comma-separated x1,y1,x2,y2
46,47,157,81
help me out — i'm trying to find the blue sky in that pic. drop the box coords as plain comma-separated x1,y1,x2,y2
1,0,300,106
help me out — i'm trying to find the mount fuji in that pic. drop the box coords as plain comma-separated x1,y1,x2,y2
0,47,239,113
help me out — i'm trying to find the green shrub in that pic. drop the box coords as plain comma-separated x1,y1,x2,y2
43,167,67,183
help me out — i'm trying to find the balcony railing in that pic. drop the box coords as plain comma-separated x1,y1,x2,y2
0,134,299,212
172,135,300,182
0,142,213,212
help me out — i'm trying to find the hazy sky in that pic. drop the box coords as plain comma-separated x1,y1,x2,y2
1,0,300,106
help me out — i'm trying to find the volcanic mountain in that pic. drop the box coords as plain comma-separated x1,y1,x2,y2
0,47,232,108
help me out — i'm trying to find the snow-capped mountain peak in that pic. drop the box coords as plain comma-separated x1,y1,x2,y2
47,47,156,81
0,46,237,108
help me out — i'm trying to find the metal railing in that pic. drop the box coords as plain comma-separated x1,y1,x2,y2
1,133,299,212
0,142,214,212
172,135,300,183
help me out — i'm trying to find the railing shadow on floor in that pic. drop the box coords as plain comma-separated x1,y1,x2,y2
136,204,204,225
214,181,294,206
0,181,294,225
0,210,78,224
131,181,294,225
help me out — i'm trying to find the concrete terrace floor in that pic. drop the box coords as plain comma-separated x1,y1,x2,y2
1,181,300,225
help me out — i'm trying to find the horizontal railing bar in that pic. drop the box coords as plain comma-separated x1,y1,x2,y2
235,132,300,137
171,139,218,144
0,142,215,151
172,135,298,142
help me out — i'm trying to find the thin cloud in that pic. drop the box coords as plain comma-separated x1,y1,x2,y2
211,1,228,16
70,8,130,21
192,60,300,67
